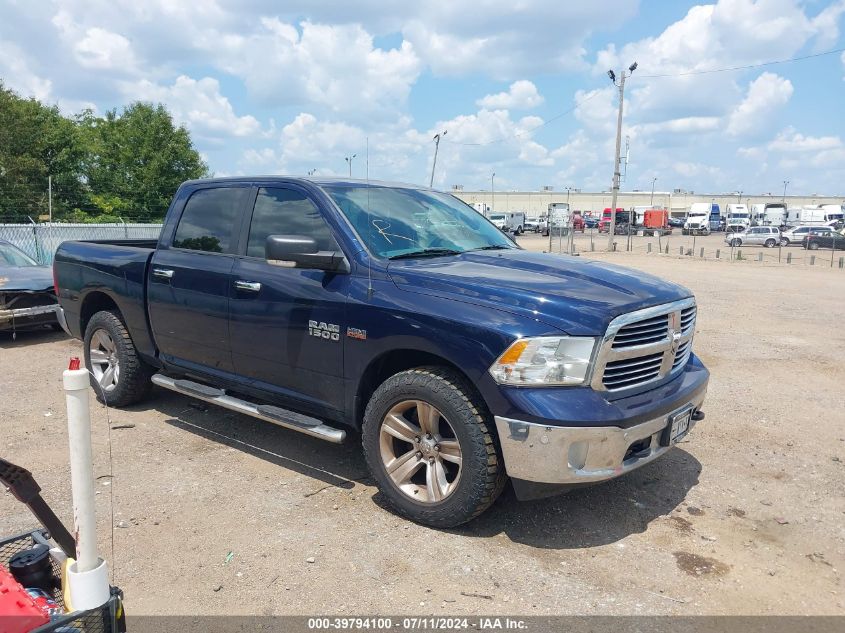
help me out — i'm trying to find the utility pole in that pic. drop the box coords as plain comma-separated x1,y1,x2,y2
345,154,357,177
607,62,636,250
48,175,52,222
650,177,657,206
491,172,495,213
782,180,789,203
429,130,447,188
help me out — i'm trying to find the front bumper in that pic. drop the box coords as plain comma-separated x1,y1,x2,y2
494,388,706,486
0,303,60,329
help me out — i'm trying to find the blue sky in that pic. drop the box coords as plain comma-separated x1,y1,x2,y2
1,0,844,194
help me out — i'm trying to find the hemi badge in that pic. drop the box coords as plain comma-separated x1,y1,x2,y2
347,327,367,341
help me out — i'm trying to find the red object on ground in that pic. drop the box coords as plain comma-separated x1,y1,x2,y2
0,566,51,633
68,357,81,370
643,209,669,230
571,213,585,232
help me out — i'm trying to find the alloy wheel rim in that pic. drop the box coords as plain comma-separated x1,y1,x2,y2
88,329,120,392
378,399,462,503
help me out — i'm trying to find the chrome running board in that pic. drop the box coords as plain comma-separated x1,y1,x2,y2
151,374,346,444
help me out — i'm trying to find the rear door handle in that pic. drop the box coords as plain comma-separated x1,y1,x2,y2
234,280,261,292
152,268,174,279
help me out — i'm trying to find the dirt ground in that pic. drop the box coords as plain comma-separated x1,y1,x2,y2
1,245,843,616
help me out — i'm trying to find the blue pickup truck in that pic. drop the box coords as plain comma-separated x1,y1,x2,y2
54,177,709,527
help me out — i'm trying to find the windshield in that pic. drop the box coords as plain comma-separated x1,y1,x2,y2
489,214,506,220
324,185,516,259
0,242,38,266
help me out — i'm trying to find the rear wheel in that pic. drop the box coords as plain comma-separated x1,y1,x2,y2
362,367,506,528
780,238,789,247
730,238,742,247
764,239,776,248
808,241,819,250
83,310,153,407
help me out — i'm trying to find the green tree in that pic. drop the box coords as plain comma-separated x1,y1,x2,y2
0,82,86,221
82,103,209,222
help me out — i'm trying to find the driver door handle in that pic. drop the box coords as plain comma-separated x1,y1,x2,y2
234,280,261,292
152,268,174,279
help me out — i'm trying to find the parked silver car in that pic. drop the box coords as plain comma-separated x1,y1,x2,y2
779,225,834,246
725,226,780,248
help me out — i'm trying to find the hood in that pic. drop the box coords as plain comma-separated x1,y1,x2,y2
387,250,691,335
0,264,54,292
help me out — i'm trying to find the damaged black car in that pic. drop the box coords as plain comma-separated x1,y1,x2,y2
0,239,61,333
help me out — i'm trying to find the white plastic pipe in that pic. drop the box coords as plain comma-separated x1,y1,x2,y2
63,365,99,573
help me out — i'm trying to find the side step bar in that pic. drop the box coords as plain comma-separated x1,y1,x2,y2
151,374,346,444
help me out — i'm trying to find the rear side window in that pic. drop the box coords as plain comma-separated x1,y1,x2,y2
173,187,248,253
246,187,336,258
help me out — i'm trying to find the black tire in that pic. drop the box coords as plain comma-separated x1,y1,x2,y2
764,239,776,248
362,366,506,528
780,238,789,247
808,241,819,250
83,310,153,407
730,238,741,247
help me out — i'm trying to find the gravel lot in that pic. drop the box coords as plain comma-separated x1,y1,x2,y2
1,246,843,616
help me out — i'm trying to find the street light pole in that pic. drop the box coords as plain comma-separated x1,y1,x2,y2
345,154,357,177
650,177,657,206
607,62,636,250
429,130,447,188
491,172,495,213
782,180,789,203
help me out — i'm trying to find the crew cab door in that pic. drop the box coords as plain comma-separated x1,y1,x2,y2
229,186,349,414
147,185,251,374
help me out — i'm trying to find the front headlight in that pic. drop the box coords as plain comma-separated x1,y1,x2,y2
488,336,597,386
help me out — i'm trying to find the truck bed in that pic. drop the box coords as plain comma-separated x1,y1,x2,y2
54,239,159,359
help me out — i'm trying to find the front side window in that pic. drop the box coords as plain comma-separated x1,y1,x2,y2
246,188,336,258
324,185,515,259
173,187,248,253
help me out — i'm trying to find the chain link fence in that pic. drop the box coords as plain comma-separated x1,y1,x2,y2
0,222,163,265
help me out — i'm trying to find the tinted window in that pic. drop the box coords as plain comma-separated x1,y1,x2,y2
173,187,247,253
246,188,336,258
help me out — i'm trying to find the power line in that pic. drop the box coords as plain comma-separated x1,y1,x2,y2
636,46,845,78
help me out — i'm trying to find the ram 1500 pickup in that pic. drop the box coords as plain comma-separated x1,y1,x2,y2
54,177,709,527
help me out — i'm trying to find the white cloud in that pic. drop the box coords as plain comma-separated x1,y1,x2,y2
0,39,52,101
767,128,842,153
121,76,262,138
477,80,544,110
726,72,793,137
402,0,637,78
208,19,421,120
74,28,137,70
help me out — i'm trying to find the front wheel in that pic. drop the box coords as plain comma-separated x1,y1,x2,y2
730,238,742,247
808,241,819,250
83,310,153,407
362,367,506,528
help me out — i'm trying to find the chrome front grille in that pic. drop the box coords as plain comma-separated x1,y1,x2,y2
592,299,697,393
603,352,664,389
612,314,669,349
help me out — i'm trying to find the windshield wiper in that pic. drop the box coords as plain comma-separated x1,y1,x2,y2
470,244,514,251
388,248,463,260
